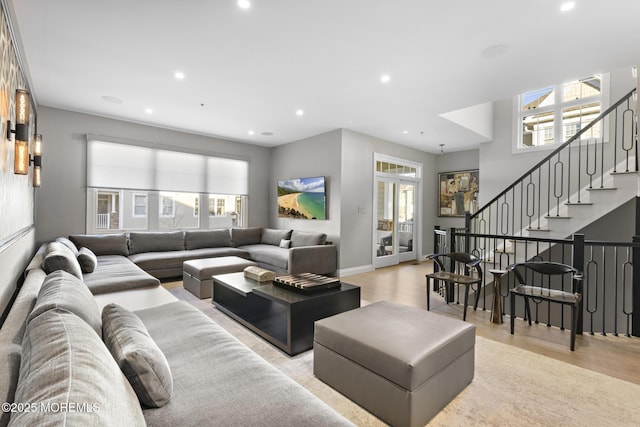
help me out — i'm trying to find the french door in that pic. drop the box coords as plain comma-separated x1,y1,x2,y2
373,155,420,269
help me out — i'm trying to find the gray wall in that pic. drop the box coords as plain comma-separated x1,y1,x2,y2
0,229,35,321
270,129,342,246
434,149,479,230
340,129,436,271
35,107,272,244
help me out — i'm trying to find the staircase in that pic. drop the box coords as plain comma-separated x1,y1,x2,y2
467,89,638,265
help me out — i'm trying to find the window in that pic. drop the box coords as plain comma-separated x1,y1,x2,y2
516,75,607,150
160,194,175,218
133,193,147,217
86,139,249,233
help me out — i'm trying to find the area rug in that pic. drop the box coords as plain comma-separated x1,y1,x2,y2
168,287,640,426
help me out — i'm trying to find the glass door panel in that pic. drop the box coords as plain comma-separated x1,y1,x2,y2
398,182,415,262
375,180,396,268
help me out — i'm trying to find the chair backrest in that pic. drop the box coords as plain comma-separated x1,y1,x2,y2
428,252,482,279
507,261,581,293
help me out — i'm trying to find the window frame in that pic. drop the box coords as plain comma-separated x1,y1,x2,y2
512,74,609,153
132,193,148,218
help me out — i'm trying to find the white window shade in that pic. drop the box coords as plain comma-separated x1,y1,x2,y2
87,140,248,195
207,157,248,195
87,141,154,190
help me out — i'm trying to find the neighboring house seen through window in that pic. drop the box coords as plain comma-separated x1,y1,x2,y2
516,75,607,151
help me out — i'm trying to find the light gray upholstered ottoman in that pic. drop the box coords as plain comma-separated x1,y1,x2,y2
314,300,475,427
183,256,257,298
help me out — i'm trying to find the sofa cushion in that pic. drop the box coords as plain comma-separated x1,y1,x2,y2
136,301,353,426
241,245,289,270
261,228,292,246
185,229,232,250
53,236,79,256
42,241,83,279
290,230,327,247
129,231,185,255
232,227,262,246
28,270,102,337
102,304,173,408
83,255,160,295
70,233,129,256
10,309,145,426
77,246,98,273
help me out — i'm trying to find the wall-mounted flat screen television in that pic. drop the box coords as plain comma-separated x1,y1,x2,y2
277,176,326,220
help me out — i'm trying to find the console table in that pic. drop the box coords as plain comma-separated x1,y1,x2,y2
212,272,360,355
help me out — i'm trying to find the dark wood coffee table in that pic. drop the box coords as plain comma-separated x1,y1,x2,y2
212,272,360,355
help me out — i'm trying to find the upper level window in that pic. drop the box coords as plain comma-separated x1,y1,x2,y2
516,75,607,150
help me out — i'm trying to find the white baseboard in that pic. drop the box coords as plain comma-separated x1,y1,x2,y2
338,265,374,277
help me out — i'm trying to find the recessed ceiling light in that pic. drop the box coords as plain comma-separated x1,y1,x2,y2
380,74,391,83
560,2,575,12
248,130,255,135
145,108,153,114
296,109,304,116
101,95,122,104
402,130,409,134
174,71,185,80
238,0,250,9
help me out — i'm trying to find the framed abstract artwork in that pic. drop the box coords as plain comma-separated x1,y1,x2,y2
438,170,479,217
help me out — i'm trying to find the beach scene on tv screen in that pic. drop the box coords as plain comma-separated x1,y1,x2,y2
278,176,326,220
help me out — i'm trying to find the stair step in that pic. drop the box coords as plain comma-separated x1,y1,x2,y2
586,187,617,191
610,170,639,175
565,202,593,206
526,227,550,232
544,215,571,220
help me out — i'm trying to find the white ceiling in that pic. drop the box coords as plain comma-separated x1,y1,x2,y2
8,0,640,153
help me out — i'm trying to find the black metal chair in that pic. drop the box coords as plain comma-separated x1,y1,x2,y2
425,252,482,321
506,261,583,351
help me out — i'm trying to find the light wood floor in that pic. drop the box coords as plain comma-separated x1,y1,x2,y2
341,260,640,386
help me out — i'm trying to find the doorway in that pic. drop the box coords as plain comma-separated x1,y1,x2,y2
373,155,421,269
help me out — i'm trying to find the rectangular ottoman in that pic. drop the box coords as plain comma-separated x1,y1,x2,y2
183,256,257,298
314,300,475,427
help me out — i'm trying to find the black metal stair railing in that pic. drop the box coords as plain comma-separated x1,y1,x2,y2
466,89,637,238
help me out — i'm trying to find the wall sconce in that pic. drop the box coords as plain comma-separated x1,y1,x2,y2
7,89,30,175
32,134,42,187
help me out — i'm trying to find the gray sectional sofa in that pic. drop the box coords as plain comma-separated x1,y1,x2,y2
70,227,337,280
0,236,352,426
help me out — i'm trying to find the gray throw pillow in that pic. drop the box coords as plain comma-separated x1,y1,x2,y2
279,239,291,249
28,270,102,337
53,236,79,256
77,246,98,273
261,228,293,246
42,241,83,279
10,309,145,426
102,303,173,408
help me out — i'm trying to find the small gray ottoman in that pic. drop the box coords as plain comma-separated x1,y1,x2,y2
314,300,475,427
183,256,257,299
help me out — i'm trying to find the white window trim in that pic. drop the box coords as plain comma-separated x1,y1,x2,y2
132,193,148,218
512,74,610,154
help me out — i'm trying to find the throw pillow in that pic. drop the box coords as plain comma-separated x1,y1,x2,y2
102,303,173,408
53,236,79,256
11,309,145,426
279,239,291,249
42,241,83,279
28,270,102,337
77,246,98,273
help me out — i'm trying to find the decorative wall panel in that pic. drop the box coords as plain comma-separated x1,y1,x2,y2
0,1,35,248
